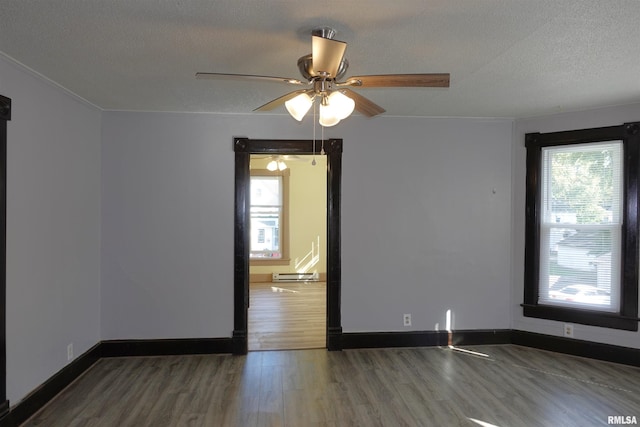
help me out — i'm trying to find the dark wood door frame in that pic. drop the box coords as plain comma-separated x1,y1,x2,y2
232,137,342,354
0,95,11,419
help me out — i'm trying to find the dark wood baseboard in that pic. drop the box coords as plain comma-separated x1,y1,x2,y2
327,326,343,351
100,337,233,358
512,330,640,368
343,330,447,349
231,331,248,355
342,329,511,349
0,401,10,427
450,329,513,346
8,343,101,426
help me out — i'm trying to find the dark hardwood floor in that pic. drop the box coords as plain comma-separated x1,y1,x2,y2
21,344,640,426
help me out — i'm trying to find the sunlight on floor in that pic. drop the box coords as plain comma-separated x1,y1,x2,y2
449,346,491,359
270,286,299,293
468,417,501,427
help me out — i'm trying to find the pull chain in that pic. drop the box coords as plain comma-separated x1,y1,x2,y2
312,100,317,166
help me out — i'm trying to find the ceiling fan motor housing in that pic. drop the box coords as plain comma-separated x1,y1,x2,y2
297,54,349,81
312,26,337,40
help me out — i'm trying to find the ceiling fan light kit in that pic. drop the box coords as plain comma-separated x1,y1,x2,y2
266,158,288,171
286,88,355,127
319,102,340,127
196,27,450,127
327,91,355,120
284,92,313,121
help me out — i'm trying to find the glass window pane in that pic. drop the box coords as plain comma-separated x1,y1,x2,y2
539,142,622,312
543,142,622,225
251,176,281,206
250,210,281,258
250,175,283,259
539,225,618,310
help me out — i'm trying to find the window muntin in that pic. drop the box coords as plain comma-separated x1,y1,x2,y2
538,142,622,312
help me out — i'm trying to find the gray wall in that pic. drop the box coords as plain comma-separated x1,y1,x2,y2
101,112,514,338
512,103,640,349
0,55,102,403
340,118,513,331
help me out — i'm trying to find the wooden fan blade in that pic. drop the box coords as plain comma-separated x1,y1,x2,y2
196,72,305,85
254,90,313,112
346,73,450,88
311,36,347,78
341,89,386,117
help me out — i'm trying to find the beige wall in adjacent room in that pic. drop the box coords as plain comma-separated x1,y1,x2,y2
250,154,327,281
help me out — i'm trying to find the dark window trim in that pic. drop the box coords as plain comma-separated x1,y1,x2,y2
523,122,640,331
0,94,10,419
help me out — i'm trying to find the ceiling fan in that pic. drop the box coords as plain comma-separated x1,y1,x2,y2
252,154,308,171
196,27,450,127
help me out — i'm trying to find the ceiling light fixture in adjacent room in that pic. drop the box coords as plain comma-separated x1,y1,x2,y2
266,157,288,171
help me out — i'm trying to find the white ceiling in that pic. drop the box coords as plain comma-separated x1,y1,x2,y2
1,0,640,118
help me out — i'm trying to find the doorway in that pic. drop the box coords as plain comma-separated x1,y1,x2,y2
248,154,326,351
232,138,342,354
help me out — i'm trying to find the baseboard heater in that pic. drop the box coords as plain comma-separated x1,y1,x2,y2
272,272,319,282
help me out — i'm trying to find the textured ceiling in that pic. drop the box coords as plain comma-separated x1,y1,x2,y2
1,0,640,118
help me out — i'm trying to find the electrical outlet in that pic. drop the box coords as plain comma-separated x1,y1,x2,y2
403,313,412,327
563,323,574,338
67,343,73,361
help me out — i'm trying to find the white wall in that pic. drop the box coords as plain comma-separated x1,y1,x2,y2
0,55,102,404
101,112,514,338
512,103,640,349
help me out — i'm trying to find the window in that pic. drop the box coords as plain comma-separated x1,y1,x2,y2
523,123,640,331
250,169,290,265
539,142,621,312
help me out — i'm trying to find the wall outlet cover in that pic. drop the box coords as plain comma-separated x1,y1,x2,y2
563,323,574,338
403,314,412,327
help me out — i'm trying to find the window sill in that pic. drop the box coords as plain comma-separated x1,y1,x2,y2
521,304,639,331
250,258,291,266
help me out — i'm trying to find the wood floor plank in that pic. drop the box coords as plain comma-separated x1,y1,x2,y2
21,345,640,427
248,281,326,351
